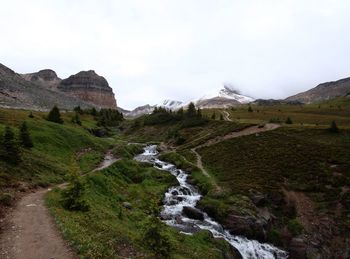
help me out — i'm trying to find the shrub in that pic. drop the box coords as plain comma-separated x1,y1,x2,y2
287,218,303,236
285,117,293,124
0,193,14,206
28,112,34,118
329,121,339,133
248,105,253,112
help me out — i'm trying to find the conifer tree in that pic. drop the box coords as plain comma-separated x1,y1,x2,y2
248,105,253,112
220,114,224,120
187,102,197,117
211,112,216,120
47,106,63,124
1,126,20,164
28,112,34,118
19,122,33,148
197,108,202,118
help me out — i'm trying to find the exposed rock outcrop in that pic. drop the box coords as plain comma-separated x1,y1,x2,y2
58,70,116,109
21,69,61,90
0,63,118,110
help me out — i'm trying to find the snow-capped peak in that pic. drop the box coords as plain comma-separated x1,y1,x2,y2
157,99,183,109
218,84,254,103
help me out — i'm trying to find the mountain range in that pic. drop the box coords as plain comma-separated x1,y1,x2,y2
1,63,350,114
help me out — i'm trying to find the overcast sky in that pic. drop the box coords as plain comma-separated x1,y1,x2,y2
1,0,350,109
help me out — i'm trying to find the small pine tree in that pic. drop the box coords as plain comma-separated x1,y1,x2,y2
187,102,197,117
285,117,293,124
28,112,34,118
329,121,339,133
47,106,63,124
91,107,98,116
143,217,171,258
1,126,20,164
74,106,83,114
72,113,82,126
211,112,216,120
197,108,202,118
248,105,253,112
61,170,89,211
220,114,224,120
19,122,33,148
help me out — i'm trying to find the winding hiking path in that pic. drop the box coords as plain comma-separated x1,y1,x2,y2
191,123,280,192
222,110,232,121
0,151,118,259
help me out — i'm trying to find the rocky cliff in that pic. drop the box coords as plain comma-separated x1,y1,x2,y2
0,64,117,110
58,70,117,109
21,69,61,90
286,77,350,103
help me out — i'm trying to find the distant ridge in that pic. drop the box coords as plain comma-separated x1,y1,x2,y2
286,76,350,103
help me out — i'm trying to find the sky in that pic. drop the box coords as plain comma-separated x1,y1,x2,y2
1,0,350,110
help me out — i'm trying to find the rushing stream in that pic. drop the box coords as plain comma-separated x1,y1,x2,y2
134,145,288,259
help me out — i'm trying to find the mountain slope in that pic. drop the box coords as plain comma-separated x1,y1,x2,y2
0,63,117,110
286,77,350,103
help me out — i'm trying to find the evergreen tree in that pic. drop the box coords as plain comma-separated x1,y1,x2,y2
197,108,202,118
72,113,82,126
74,106,83,114
28,112,34,118
19,122,33,148
187,102,197,117
285,117,293,124
47,106,63,124
211,112,216,120
61,169,89,211
248,105,253,112
329,121,339,133
1,126,20,164
177,107,184,117
91,107,98,116
220,114,224,120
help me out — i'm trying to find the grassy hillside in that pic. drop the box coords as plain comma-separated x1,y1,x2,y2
0,108,112,207
203,97,350,127
46,159,238,258
196,127,350,257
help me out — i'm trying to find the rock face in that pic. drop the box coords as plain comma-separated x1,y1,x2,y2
21,69,61,90
58,70,117,109
0,63,117,110
182,206,205,220
286,77,350,103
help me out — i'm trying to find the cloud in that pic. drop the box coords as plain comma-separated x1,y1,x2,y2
1,0,350,109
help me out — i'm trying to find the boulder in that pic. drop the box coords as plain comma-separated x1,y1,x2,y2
251,194,267,207
182,206,204,220
122,202,132,210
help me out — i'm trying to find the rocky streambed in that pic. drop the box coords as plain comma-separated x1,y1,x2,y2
135,145,288,259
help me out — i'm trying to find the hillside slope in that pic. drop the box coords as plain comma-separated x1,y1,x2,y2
286,77,350,103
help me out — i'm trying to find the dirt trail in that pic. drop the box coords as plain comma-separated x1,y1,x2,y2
222,111,232,121
191,123,280,192
0,151,118,259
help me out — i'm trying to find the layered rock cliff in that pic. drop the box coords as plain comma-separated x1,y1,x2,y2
0,63,117,110
58,70,117,109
